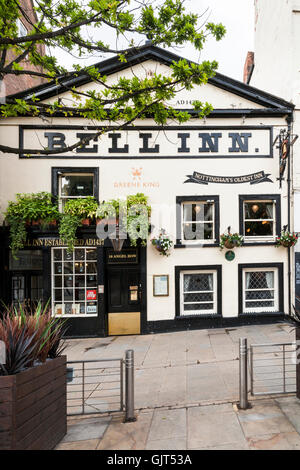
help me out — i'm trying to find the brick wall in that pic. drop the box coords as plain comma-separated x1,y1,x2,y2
4,0,46,96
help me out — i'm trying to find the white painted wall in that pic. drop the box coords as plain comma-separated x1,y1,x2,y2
250,0,300,258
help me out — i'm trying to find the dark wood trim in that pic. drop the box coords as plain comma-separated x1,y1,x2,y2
176,195,220,246
19,125,274,159
51,166,99,201
10,44,294,112
175,264,222,318
238,262,284,315
146,314,289,334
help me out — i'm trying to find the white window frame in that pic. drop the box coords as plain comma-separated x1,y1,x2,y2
180,269,217,316
51,247,97,317
58,172,94,210
242,267,279,313
243,199,276,242
181,201,215,244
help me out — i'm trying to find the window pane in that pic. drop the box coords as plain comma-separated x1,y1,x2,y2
60,174,94,197
184,273,213,292
86,249,97,260
87,262,97,273
75,262,85,274
64,262,73,274
75,249,85,260
245,221,273,236
184,303,214,311
245,290,274,300
184,292,213,302
183,202,213,222
64,275,73,288
244,202,273,220
246,271,274,289
63,250,73,261
245,300,274,308
183,223,213,240
75,275,85,288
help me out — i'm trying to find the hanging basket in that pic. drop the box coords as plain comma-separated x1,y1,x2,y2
280,240,294,248
224,239,235,249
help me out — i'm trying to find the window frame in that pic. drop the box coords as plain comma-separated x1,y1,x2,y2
175,265,222,318
239,194,281,244
51,167,99,209
51,247,98,317
176,196,220,247
238,263,284,315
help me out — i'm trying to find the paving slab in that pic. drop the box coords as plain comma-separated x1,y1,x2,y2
96,410,153,450
58,416,111,443
147,408,186,441
187,405,247,449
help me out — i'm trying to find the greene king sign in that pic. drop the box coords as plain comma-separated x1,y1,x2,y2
20,126,272,158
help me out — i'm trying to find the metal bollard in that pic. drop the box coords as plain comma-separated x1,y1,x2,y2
124,349,136,422
239,337,250,409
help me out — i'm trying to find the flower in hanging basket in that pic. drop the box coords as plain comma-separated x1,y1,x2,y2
276,230,298,247
220,230,244,250
151,229,173,256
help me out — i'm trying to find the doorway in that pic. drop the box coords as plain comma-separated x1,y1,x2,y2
107,267,141,335
10,272,43,310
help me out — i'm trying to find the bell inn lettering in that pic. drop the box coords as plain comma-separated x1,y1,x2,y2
20,126,272,158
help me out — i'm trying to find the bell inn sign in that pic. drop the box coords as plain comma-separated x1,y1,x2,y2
20,125,273,158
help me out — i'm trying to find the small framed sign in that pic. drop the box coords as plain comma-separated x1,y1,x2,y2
153,275,169,297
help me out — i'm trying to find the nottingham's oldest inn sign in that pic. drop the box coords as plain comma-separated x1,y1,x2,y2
184,170,273,185
20,126,273,158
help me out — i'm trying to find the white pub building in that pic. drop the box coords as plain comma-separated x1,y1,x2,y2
0,45,295,336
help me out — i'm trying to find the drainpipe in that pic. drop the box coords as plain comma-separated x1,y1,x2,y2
287,115,293,316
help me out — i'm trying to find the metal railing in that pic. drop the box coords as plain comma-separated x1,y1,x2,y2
249,341,297,396
66,349,136,421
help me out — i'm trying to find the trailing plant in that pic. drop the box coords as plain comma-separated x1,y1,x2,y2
96,193,151,247
58,213,81,253
4,192,59,258
220,228,244,250
151,229,173,256
0,302,67,376
276,230,298,248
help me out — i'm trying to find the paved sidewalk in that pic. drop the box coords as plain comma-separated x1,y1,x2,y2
55,322,300,450
56,397,300,450
62,322,295,409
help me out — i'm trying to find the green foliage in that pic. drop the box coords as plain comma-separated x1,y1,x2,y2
276,230,299,247
151,229,173,256
96,192,151,246
4,192,59,258
0,0,226,155
0,302,67,376
63,196,98,220
220,230,244,250
58,213,81,253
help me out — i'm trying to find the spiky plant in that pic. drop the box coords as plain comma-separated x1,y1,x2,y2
0,301,68,375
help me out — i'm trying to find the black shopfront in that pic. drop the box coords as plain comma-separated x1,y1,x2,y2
0,226,147,337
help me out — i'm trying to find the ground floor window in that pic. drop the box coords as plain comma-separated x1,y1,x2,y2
242,267,278,313
52,247,97,316
179,269,218,315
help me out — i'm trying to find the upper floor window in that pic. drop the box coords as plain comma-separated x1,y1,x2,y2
176,196,219,246
239,195,281,243
52,167,99,210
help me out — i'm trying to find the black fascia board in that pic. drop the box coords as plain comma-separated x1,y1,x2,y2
6,44,294,112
